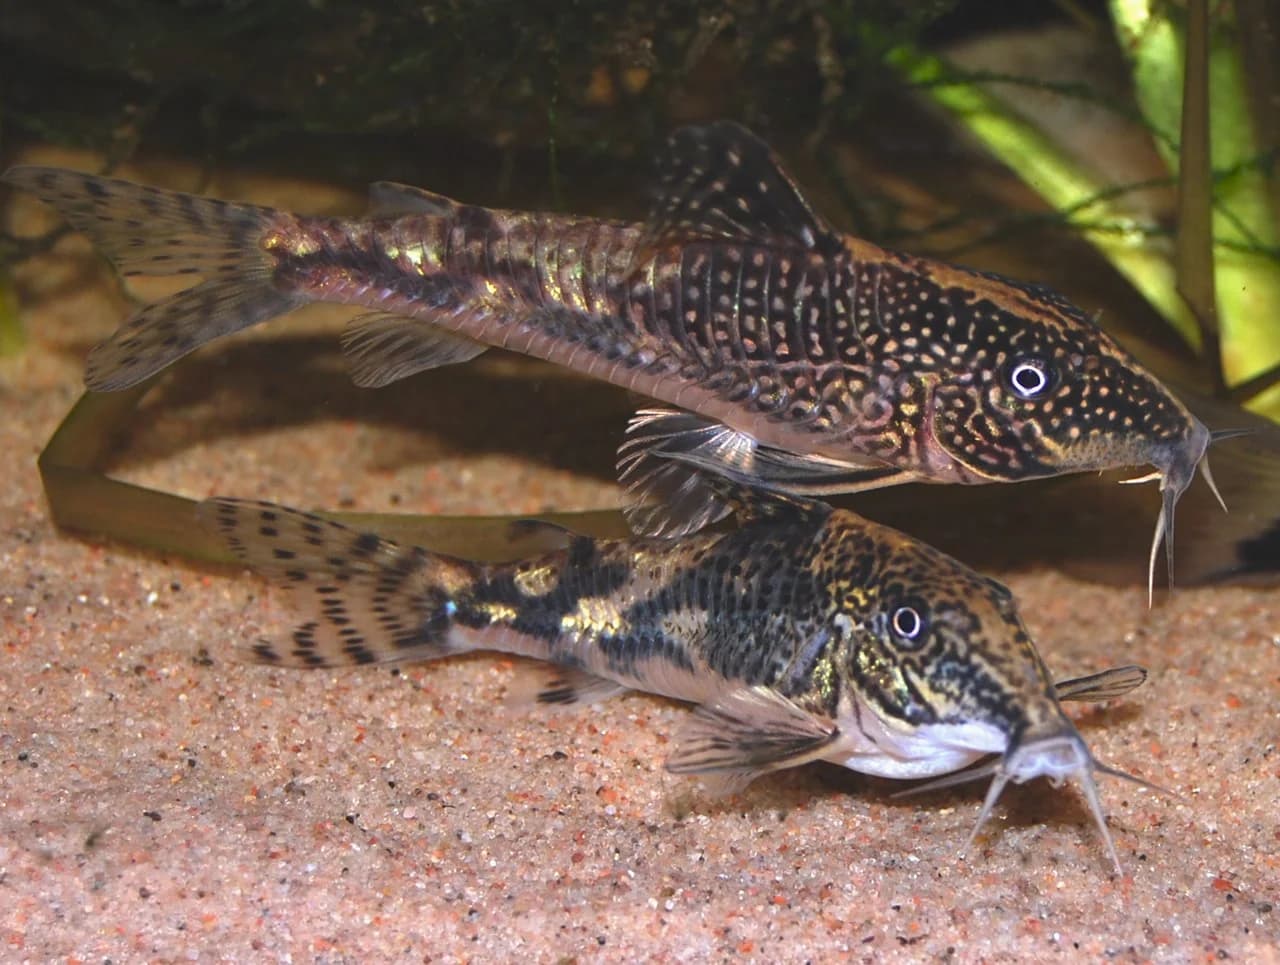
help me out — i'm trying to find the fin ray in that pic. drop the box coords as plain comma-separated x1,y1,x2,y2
86,278,300,390
1052,665,1148,703
666,687,839,783
2,165,277,277
3,165,296,390
640,122,842,256
618,406,894,537
617,408,736,537
342,311,488,387
198,498,468,668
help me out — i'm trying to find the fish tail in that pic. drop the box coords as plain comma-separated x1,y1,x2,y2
198,498,478,668
2,166,304,390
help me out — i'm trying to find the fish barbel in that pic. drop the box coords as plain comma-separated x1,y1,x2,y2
200,482,1156,872
3,123,1217,594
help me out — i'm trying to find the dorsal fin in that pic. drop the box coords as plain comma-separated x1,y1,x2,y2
503,517,577,552
639,121,842,256
368,181,460,217
707,475,833,527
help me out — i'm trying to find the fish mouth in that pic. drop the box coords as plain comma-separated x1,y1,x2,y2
896,725,1166,875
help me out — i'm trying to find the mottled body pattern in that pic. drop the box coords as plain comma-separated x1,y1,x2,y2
201,488,1151,871
3,123,1215,589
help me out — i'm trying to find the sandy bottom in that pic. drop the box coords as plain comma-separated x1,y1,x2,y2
2,153,1278,963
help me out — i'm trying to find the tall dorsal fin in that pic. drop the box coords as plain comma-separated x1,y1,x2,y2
639,122,843,256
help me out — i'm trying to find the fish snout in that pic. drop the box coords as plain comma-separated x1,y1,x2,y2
1151,413,1211,497
1002,727,1095,788
1134,412,1214,599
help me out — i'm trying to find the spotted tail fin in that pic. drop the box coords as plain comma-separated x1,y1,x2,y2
3,166,303,390
198,498,476,668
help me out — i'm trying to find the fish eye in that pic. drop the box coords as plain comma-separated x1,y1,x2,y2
890,604,927,645
1004,356,1055,399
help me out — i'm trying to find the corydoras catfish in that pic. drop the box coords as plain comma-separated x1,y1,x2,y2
4,123,1217,592
199,483,1155,873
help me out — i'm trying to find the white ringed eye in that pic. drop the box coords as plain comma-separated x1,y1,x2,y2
891,605,925,641
1008,358,1052,399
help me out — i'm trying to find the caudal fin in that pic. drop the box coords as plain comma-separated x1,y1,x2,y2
2,166,303,390
198,498,474,668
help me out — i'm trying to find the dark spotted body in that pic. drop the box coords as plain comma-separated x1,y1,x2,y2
261,195,1196,487
200,488,1072,738
199,487,1152,871
2,122,1212,585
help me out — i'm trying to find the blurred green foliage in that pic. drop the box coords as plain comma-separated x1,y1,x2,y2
894,2,1279,422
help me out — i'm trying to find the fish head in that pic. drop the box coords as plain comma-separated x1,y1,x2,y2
826,520,1067,766
927,279,1207,483
923,272,1211,592
824,516,1146,870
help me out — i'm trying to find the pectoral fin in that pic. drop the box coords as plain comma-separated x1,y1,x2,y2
666,687,841,792
1052,665,1148,702
618,406,904,536
617,409,736,537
